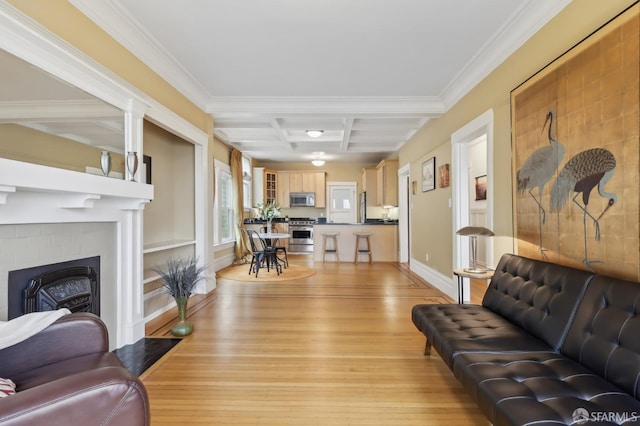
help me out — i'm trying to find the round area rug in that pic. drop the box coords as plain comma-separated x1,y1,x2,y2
217,263,316,282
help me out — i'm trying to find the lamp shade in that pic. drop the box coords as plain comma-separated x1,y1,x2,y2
456,226,494,237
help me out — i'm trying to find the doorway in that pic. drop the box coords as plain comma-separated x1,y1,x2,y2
326,182,357,224
398,164,410,263
451,109,494,301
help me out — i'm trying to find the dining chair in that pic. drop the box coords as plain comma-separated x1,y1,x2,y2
247,229,281,276
261,224,288,268
247,229,267,277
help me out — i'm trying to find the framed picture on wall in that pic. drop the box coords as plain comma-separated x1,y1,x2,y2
439,164,450,188
475,175,487,200
422,157,435,192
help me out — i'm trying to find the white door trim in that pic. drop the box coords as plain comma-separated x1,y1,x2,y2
451,109,494,300
398,163,410,263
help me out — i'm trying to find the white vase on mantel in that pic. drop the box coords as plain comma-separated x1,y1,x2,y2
126,152,138,182
100,151,111,177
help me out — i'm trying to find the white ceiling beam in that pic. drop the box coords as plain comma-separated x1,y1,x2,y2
340,118,354,153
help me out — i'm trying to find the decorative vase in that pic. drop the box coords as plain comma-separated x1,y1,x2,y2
126,151,139,182
171,296,193,336
266,218,272,233
100,151,111,176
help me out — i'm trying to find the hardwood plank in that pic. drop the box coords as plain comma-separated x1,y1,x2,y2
143,255,489,425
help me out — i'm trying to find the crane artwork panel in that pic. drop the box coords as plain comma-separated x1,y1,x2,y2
511,4,639,281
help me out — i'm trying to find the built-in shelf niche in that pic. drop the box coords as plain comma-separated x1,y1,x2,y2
142,120,196,320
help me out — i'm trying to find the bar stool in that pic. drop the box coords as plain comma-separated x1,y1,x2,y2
322,232,340,262
353,232,372,264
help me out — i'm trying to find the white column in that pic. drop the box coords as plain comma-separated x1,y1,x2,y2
119,99,148,345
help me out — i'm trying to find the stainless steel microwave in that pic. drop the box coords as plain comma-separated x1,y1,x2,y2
290,192,315,207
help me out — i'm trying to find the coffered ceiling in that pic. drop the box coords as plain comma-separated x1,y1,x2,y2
70,0,571,164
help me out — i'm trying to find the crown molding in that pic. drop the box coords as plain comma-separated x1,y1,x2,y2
440,0,572,109
206,96,445,116
69,0,211,109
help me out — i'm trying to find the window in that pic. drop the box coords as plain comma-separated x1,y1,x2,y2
214,160,234,245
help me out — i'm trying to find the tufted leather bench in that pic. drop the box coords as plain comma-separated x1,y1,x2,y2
412,253,640,425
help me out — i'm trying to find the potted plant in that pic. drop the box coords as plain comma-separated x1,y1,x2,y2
153,257,207,336
256,201,281,230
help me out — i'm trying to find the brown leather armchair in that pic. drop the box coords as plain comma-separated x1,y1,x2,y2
0,313,149,425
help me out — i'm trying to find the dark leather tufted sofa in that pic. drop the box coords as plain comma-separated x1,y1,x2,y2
412,253,640,425
0,312,149,425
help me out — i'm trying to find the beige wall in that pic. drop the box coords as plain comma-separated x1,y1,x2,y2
409,143,452,269
143,120,195,244
400,0,637,277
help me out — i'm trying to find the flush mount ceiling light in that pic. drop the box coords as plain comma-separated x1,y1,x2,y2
311,152,325,167
306,130,324,138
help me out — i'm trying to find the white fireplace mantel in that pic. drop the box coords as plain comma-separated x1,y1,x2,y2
0,158,153,215
0,158,153,347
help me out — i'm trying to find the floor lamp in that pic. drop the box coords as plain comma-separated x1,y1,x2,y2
456,226,494,273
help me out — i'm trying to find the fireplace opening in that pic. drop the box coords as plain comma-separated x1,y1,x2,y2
8,257,100,320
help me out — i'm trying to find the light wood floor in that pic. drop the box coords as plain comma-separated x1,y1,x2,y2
144,256,490,425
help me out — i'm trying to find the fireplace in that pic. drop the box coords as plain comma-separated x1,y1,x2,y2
8,257,100,320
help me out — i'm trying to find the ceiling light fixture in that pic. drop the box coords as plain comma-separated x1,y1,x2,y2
311,159,325,167
306,130,324,138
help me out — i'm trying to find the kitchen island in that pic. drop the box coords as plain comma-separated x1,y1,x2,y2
313,222,398,262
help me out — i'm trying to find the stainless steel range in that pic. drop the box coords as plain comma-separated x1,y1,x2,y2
288,218,316,253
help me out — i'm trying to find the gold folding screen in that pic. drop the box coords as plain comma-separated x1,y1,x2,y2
511,4,639,280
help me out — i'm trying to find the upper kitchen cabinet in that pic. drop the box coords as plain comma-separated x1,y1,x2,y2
276,171,290,207
361,167,376,193
278,171,326,208
253,167,277,206
375,160,398,207
307,172,326,208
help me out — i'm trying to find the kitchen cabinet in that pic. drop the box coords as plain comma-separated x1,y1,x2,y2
277,171,326,208
276,171,290,207
309,172,326,208
289,172,303,193
375,159,398,207
361,167,376,195
253,167,277,206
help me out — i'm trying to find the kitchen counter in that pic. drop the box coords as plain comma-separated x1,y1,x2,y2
313,224,398,262
243,218,287,224
315,220,398,226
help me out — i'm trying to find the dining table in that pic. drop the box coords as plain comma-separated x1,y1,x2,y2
257,232,290,243
256,232,290,270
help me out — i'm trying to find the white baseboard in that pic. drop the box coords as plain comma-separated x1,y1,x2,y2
144,298,175,324
410,258,456,300
213,252,235,272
